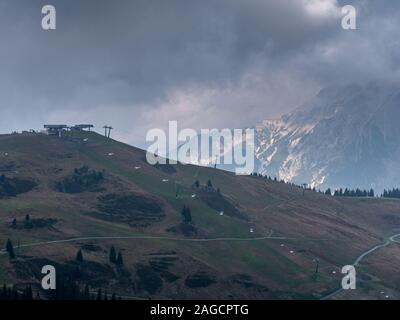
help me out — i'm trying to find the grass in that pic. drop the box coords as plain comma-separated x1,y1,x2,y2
76,140,255,239
1,132,400,299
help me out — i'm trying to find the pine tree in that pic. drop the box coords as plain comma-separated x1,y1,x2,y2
116,252,124,266
84,284,90,300
181,206,192,223
22,286,33,300
11,286,19,300
369,188,375,197
1,284,7,300
96,288,102,301
6,239,15,259
76,249,83,263
109,246,117,263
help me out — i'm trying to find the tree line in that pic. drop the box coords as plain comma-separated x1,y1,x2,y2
250,172,400,199
328,188,375,198
0,284,33,300
382,188,400,199
0,282,121,300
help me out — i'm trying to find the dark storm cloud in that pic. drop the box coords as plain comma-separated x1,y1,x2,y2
0,0,398,146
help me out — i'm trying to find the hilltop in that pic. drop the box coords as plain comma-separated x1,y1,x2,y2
0,131,400,299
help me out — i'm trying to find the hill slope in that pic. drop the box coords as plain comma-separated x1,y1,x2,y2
0,131,400,299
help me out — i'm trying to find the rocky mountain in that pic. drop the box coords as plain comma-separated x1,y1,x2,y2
255,83,400,192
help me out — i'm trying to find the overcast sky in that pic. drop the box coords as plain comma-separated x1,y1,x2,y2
1,0,400,147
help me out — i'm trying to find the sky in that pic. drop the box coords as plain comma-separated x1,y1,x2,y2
1,0,400,148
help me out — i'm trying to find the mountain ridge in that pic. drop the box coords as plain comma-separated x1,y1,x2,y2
255,83,400,191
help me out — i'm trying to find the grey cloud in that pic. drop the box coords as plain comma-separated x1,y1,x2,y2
0,0,399,147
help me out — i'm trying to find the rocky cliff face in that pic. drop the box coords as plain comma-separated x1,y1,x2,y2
255,83,400,191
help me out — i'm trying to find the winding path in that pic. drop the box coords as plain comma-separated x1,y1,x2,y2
3,232,399,300
320,233,400,300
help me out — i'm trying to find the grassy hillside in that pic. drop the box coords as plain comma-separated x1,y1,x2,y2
0,131,400,300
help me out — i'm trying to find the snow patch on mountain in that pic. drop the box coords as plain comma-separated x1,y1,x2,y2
254,83,400,191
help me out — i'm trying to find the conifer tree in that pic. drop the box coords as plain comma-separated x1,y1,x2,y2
76,249,83,263
6,239,15,259
96,288,102,301
84,284,90,300
181,206,192,223
109,246,117,263
116,252,124,266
